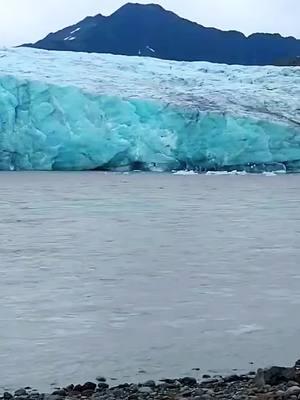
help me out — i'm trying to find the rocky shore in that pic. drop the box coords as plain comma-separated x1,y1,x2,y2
2,361,300,400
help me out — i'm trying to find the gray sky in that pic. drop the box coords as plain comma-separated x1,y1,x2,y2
1,0,300,46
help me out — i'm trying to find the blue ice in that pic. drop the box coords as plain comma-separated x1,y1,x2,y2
0,47,299,172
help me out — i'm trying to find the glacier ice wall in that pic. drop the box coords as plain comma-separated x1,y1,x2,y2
0,47,299,171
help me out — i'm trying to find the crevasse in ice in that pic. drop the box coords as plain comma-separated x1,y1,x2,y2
0,47,299,171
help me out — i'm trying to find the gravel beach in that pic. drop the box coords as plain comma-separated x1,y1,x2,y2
2,361,300,400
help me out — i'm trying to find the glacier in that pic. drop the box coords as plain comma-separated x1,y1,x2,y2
0,47,299,172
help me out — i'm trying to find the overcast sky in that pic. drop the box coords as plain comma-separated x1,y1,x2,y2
1,0,299,46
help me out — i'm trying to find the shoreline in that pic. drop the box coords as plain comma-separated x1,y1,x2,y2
2,361,300,400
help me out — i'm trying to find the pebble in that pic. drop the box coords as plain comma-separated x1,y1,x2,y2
52,390,66,397
288,382,300,387
204,389,214,396
128,395,138,400
200,394,212,400
116,384,129,389
129,384,138,393
193,389,205,396
82,383,96,392
142,381,156,389
14,390,27,397
96,378,106,383
286,386,300,397
178,377,197,386
201,379,219,384
158,382,178,389
97,383,109,391
180,390,192,397
160,379,177,384
138,387,153,394
223,375,243,383
44,395,63,400
276,390,285,398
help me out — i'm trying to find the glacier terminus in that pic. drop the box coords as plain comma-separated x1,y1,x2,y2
0,47,299,172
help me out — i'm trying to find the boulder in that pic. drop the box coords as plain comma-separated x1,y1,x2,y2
263,366,296,385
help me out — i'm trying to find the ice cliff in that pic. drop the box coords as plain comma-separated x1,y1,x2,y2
0,47,299,172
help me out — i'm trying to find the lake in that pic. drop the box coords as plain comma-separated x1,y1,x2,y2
0,172,299,391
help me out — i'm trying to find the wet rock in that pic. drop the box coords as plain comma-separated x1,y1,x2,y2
213,375,223,380
73,385,83,393
15,390,27,397
202,375,211,379
264,366,296,385
199,394,212,400
128,395,139,400
287,382,300,387
138,387,153,394
160,379,177,384
82,382,97,392
193,388,206,397
286,386,300,397
223,375,242,383
51,390,66,397
83,390,96,397
117,384,130,389
96,377,106,383
142,381,156,389
203,389,214,396
201,378,219,385
158,382,179,390
91,394,103,400
65,385,74,392
97,383,109,391
276,390,285,398
3,393,13,400
44,395,63,400
178,377,197,386
254,368,265,389
28,394,40,400
158,378,179,389
111,388,124,397
180,389,192,397
129,384,139,393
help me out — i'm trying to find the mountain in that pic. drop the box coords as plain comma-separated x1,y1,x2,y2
275,56,300,66
22,3,300,66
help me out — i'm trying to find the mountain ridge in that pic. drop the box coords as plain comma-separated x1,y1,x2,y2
22,2,300,66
